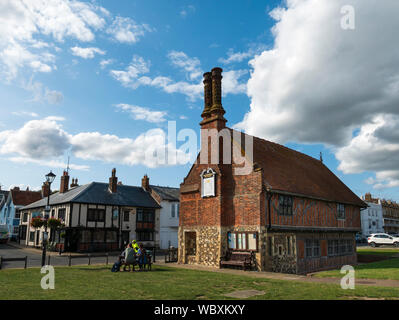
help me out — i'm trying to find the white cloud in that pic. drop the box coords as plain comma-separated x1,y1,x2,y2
12,111,39,117
22,78,64,105
114,104,167,123
239,0,399,147
8,157,89,171
223,70,248,95
100,59,114,69
180,5,195,18
70,46,105,59
0,117,187,169
168,50,202,80
219,46,266,65
106,16,153,44
0,0,108,79
110,55,150,88
111,53,246,101
0,118,70,159
336,114,399,189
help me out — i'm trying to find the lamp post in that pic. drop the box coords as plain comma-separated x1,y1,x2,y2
41,171,56,267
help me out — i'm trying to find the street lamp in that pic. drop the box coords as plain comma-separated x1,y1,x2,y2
41,171,56,267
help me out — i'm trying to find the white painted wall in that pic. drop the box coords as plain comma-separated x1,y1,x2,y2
361,201,384,238
159,200,179,249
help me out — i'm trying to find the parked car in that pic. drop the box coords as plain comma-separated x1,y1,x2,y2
0,225,9,244
355,233,367,244
368,233,399,247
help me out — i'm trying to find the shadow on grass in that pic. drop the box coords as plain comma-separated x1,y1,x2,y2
73,265,177,273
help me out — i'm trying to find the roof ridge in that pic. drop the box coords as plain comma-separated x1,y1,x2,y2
229,127,323,165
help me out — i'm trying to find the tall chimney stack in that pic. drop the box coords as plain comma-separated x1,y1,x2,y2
41,182,50,198
60,170,69,193
201,72,212,119
109,168,118,193
142,174,150,192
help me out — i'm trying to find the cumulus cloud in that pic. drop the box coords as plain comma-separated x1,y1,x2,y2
0,0,108,80
114,104,167,123
239,0,399,147
336,114,399,189
70,46,106,59
106,16,153,44
0,118,70,159
0,117,189,169
234,0,399,193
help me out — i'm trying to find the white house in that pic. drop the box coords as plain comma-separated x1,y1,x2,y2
142,175,180,250
361,193,384,238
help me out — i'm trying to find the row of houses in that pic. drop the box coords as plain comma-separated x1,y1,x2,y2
2,67,396,275
0,171,180,251
360,193,399,237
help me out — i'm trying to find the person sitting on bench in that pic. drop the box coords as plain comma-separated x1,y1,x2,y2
123,243,136,271
137,243,147,270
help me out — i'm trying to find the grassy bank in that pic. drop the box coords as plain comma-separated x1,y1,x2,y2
1,265,398,300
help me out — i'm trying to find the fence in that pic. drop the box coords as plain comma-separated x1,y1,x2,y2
66,253,110,267
0,256,28,269
165,248,178,263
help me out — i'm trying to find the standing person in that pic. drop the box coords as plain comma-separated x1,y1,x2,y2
131,239,139,253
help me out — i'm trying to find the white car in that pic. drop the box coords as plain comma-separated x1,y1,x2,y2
368,233,399,247
0,225,9,244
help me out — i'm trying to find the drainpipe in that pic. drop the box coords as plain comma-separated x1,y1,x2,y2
266,187,273,231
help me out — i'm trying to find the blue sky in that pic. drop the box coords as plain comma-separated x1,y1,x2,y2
0,0,398,201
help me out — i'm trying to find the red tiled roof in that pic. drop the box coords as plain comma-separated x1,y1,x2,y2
11,190,42,206
233,129,366,207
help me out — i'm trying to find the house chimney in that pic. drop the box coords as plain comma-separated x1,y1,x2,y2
201,72,212,119
364,193,372,202
41,182,50,198
70,178,79,188
200,67,227,129
109,168,118,193
60,170,70,193
142,174,150,192
13,186,20,191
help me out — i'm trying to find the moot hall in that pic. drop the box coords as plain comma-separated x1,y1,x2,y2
178,67,367,274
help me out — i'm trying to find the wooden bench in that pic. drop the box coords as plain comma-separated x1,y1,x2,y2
220,251,255,271
122,252,152,271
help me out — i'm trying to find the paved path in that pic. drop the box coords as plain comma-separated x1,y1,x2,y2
154,260,399,288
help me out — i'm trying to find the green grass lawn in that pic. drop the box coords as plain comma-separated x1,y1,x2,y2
1,265,399,300
315,248,399,281
357,247,399,257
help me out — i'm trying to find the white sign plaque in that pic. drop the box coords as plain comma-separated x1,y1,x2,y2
201,168,216,198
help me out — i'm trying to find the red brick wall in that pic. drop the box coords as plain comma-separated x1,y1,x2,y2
269,194,361,230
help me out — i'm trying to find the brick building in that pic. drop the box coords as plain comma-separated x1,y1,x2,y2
178,67,367,274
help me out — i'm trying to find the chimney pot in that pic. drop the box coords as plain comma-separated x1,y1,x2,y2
60,170,70,193
142,174,150,192
109,168,118,193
